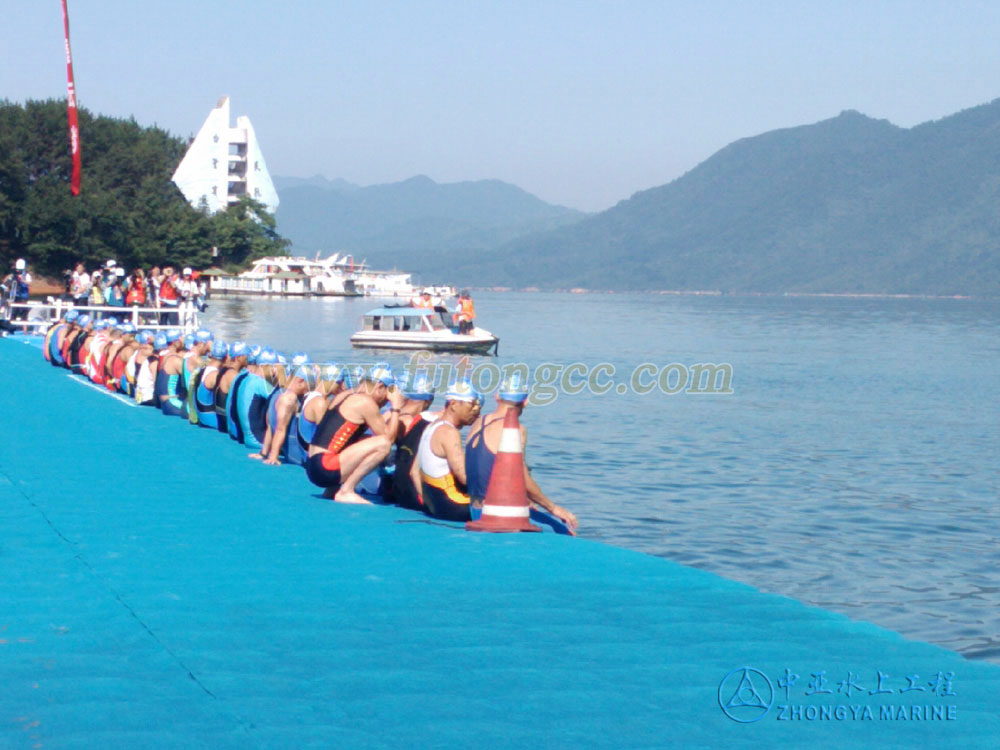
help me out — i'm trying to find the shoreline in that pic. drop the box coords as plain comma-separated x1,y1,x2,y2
479,286,991,300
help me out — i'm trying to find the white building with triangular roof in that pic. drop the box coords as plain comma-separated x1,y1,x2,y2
171,96,279,214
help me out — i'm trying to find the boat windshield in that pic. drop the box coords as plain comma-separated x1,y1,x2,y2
429,312,450,331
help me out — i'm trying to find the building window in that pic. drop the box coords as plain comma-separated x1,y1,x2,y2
254,161,260,171
254,188,261,197
211,186,217,195
213,134,219,143
212,158,218,169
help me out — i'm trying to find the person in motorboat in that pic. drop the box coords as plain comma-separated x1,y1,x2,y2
465,373,579,534
413,378,482,522
306,364,404,503
412,290,434,309
453,290,475,334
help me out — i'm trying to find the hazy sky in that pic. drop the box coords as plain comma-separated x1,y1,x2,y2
4,1,1000,211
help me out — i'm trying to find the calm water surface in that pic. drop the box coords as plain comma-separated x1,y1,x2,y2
204,292,1000,664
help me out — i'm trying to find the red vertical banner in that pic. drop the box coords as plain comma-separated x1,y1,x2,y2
61,0,81,195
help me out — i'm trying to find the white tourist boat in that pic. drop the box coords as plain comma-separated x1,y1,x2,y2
206,254,360,296
350,306,499,354
206,253,456,299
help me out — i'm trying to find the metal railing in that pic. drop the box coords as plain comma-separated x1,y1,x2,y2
1,298,201,334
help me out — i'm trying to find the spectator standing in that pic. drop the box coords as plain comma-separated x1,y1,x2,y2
70,262,91,307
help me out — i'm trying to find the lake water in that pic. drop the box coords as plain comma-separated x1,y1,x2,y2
203,291,1000,665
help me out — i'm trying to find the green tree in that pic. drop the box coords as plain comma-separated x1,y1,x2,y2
0,98,289,277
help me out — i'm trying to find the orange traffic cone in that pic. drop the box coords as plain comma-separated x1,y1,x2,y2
466,407,541,533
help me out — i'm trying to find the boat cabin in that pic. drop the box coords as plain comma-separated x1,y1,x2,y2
361,306,453,333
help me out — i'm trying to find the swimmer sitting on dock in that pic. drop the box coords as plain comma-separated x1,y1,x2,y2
466,373,578,534
413,378,482,522
306,364,404,503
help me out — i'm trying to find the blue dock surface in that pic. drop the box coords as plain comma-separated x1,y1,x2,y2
2,336,999,748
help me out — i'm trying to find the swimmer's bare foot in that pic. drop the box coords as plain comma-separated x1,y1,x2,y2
334,489,372,505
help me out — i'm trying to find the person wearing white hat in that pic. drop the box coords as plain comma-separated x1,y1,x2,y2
177,268,198,327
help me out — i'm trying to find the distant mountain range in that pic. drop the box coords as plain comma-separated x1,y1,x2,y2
275,99,1000,295
452,101,1000,295
273,175,586,280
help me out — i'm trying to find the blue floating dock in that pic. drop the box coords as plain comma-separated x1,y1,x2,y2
2,336,999,748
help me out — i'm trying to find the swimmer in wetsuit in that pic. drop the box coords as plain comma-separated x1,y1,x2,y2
157,329,187,416
390,373,436,511
215,341,249,434
306,363,404,503
251,364,315,466
193,339,228,428
465,373,578,533
412,378,482,522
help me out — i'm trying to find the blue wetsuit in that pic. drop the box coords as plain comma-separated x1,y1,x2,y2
264,388,286,460
236,372,274,451
226,370,251,442
194,366,218,428
48,324,66,366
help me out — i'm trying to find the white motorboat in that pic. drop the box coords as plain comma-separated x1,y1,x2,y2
350,306,499,354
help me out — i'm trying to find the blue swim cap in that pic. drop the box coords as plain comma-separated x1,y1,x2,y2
367,363,395,387
318,363,346,385
276,353,288,365
445,378,481,404
344,365,366,389
257,348,279,365
230,341,248,358
498,371,529,403
65,309,79,322
291,352,310,366
95,319,108,330
139,330,155,344
211,339,228,359
400,372,435,401
194,328,213,343
247,344,263,364
293,365,318,389
165,328,182,343
153,333,168,350
183,333,195,349
120,323,136,335
77,314,92,328
105,316,119,327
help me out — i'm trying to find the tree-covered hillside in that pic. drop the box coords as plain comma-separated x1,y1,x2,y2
460,102,1000,295
0,99,288,277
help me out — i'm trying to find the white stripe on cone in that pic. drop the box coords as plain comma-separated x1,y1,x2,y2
497,427,522,454
480,504,530,518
